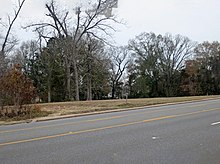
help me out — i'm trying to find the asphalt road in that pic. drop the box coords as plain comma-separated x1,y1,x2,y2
0,99,220,164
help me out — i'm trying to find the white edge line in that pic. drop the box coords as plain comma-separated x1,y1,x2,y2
211,122,220,126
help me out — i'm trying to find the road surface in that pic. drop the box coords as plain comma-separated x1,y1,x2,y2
0,99,220,164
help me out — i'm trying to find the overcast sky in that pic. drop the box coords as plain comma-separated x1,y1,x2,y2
1,0,220,46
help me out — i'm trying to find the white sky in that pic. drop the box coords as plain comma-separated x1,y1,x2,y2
0,0,220,46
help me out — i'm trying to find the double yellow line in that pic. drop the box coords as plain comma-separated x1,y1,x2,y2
0,107,219,147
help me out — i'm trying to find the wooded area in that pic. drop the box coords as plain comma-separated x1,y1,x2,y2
1,0,220,117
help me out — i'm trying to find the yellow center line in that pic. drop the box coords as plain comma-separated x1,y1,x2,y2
0,107,219,147
0,104,205,134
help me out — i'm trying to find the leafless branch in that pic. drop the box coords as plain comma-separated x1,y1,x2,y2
1,0,26,55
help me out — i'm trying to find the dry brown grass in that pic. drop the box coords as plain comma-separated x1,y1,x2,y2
38,95,220,117
0,105,51,122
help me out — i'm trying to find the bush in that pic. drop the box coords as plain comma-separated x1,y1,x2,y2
0,64,36,117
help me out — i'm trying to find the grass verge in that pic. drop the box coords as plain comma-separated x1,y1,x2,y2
39,95,219,116
0,95,219,124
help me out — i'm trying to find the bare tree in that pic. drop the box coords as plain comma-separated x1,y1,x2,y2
160,34,196,96
109,46,129,99
25,0,119,100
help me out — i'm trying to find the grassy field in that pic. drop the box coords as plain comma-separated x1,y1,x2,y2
0,95,219,124
39,95,219,116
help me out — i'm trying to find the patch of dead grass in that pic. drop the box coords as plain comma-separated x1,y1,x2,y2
38,95,219,117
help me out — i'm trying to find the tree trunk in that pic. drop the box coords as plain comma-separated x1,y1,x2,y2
64,55,71,101
47,64,52,103
66,64,71,100
86,56,92,101
48,87,51,103
73,59,80,101
111,84,115,99
87,75,92,101
0,52,7,77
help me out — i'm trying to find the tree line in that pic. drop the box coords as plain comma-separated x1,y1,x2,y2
127,33,220,98
1,0,220,111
